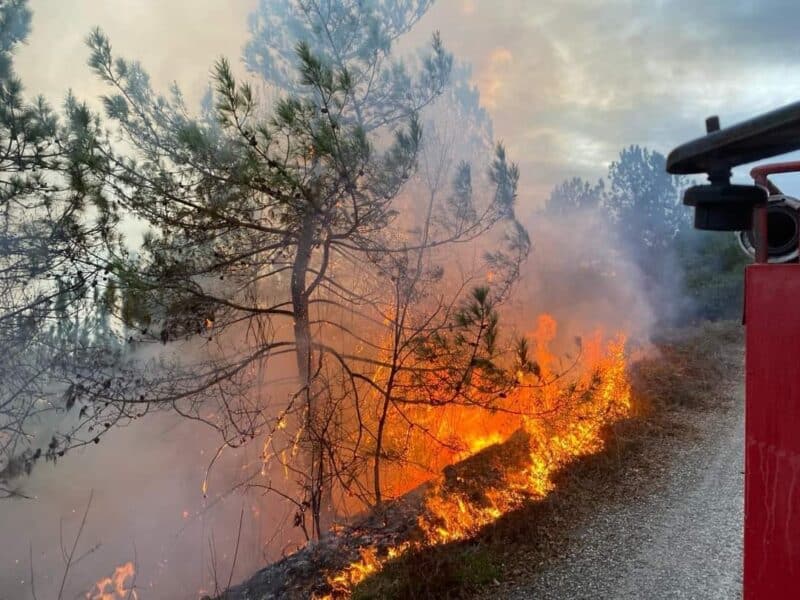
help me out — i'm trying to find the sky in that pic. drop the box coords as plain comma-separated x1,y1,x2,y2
14,0,800,207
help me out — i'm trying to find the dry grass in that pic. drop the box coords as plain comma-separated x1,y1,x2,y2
632,320,742,411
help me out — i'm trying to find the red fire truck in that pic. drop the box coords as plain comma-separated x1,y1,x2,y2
668,102,800,599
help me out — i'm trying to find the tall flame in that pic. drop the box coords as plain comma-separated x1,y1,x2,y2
420,328,630,544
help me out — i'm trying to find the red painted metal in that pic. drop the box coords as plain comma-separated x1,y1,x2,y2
750,162,800,263
750,161,800,182
744,264,800,598
753,205,769,264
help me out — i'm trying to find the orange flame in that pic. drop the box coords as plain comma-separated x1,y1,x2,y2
419,330,630,543
86,562,138,600
326,542,411,595
325,315,632,596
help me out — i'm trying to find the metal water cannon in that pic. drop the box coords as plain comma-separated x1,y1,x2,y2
667,102,800,260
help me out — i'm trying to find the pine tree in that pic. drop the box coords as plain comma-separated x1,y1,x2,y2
545,176,604,215
86,1,529,536
0,0,123,496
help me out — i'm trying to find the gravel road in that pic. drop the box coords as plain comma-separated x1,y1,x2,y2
507,383,745,600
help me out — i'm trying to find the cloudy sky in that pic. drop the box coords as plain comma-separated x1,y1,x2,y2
14,0,800,207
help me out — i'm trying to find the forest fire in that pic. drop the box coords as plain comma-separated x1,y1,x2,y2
325,316,632,596
0,1,703,598
86,562,138,600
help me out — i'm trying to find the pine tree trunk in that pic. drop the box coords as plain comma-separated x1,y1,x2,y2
291,209,324,540
373,372,395,506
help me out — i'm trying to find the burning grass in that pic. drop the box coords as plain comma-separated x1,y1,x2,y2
345,320,743,599
221,314,723,600
322,321,633,598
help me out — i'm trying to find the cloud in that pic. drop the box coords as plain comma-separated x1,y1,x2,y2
16,0,257,111
16,0,800,208
414,0,800,207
